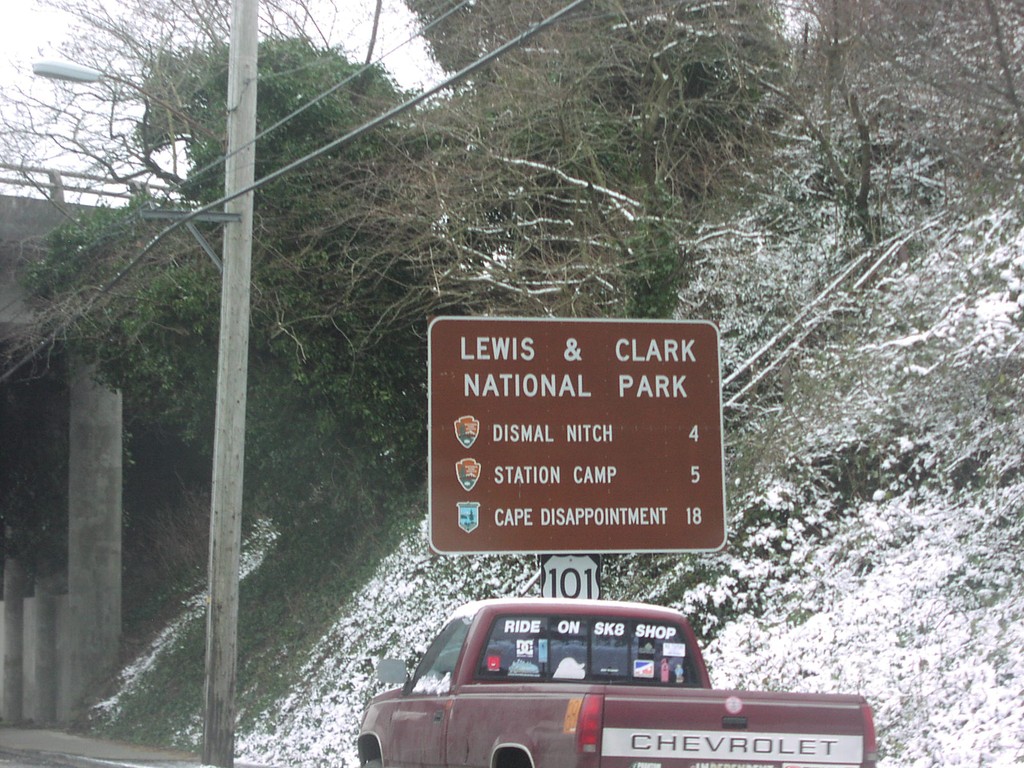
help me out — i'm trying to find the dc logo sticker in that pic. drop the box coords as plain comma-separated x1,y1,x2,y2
454,416,480,448
457,502,480,533
456,458,481,491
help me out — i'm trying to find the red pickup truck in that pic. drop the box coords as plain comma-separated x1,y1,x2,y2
357,598,877,768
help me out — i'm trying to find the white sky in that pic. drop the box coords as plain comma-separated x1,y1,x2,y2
0,0,438,104
0,0,438,199
0,1,73,88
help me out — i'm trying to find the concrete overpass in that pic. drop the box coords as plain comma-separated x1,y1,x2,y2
0,176,123,724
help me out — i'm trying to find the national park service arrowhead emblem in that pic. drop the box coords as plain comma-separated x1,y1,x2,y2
454,415,480,448
456,458,481,491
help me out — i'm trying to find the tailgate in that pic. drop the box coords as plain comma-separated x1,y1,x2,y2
599,688,871,768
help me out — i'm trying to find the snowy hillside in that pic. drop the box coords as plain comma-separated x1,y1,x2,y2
230,202,1024,766
703,206,1024,767
12,0,1018,762
94,192,1024,768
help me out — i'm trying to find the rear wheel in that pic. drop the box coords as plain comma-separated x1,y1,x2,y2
494,747,533,768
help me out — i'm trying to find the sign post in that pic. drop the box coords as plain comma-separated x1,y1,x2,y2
428,317,726,555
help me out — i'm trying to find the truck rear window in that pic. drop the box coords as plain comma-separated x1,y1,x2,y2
476,615,699,686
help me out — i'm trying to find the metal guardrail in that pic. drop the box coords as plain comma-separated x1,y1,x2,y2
0,162,169,202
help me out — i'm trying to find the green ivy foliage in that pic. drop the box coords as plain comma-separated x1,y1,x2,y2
21,8,784,567
171,38,430,492
26,202,148,300
26,40,430,546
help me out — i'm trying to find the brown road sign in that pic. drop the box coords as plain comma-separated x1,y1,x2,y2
428,317,726,554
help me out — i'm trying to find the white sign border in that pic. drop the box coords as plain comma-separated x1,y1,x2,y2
427,316,727,555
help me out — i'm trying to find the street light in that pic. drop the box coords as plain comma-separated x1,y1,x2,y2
33,58,202,188
32,60,104,83
33,7,258,762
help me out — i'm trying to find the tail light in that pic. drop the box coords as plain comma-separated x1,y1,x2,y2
861,702,878,767
576,694,604,754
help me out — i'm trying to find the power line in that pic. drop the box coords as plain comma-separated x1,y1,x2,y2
183,0,474,196
0,0,476,379
0,0,591,385
244,0,590,199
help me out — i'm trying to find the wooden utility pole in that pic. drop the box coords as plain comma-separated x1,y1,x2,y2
202,0,258,761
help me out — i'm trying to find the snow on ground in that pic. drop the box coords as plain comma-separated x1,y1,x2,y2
229,206,1023,768
233,479,1023,767
230,485,1023,768
704,485,1024,767
701,206,1024,767
97,200,1023,768
236,530,535,767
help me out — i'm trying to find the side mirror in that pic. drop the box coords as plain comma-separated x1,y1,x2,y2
376,658,408,686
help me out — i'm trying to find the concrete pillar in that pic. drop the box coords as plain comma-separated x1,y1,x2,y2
2,555,26,722
67,361,122,714
31,574,60,723
55,594,72,722
23,595,37,719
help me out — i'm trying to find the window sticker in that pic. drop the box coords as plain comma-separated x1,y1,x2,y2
553,657,586,679
508,659,540,676
634,659,655,679
504,618,542,634
538,638,549,664
478,614,696,686
663,641,687,657
594,621,625,636
635,623,678,640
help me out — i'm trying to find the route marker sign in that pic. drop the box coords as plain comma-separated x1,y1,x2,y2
428,317,726,554
540,554,602,600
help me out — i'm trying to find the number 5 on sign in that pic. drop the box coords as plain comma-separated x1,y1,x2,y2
540,554,602,600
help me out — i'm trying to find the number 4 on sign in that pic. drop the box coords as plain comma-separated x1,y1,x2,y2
689,425,699,441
